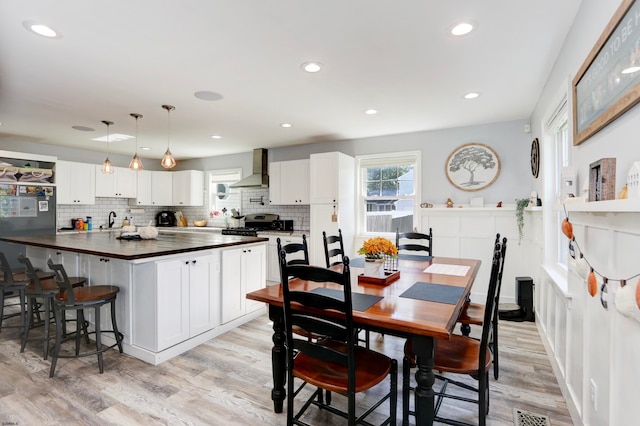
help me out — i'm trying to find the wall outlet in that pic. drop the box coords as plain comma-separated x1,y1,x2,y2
590,378,597,412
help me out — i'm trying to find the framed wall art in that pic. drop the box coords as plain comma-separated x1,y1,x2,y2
445,143,500,191
573,0,640,145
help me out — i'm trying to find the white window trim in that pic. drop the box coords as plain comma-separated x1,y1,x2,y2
207,168,242,212
355,150,421,238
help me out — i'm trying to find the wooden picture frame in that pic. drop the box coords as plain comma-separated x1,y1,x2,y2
445,143,500,192
573,0,640,145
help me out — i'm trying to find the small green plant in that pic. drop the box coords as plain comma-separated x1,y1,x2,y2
515,198,530,244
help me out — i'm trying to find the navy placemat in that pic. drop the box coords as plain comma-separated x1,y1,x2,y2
399,282,465,304
311,287,383,311
398,253,433,261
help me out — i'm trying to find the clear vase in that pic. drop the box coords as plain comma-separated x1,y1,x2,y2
364,257,385,278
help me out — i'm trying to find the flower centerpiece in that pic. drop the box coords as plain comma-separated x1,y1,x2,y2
358,237,398,278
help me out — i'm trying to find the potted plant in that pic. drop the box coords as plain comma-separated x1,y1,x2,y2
358,237,398,278
515,198,530,244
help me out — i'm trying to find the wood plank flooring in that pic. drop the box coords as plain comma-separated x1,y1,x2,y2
0,308,574,425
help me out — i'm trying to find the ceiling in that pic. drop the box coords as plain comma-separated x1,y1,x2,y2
0,1,582,161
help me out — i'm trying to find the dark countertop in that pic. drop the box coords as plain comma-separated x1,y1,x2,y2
0,232,268,261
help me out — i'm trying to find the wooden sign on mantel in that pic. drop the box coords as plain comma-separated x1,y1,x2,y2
589,158,616,201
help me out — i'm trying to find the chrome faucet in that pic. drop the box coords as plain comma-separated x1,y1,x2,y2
108,211,117,228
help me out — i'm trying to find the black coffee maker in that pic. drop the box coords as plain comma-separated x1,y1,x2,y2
156,211,177,227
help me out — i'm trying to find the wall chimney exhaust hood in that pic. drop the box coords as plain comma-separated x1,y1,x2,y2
230,148,269,188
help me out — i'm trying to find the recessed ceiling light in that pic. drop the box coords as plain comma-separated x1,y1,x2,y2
72,125,95,132
211,135,222,139
140,147,151,151
92,133,134,142
450,22,475,36
464,92,480,99
365,109,378,115
194,91,224,101
23,21,61,38
280,123,293,128
301,62,322,73
622,66,640,74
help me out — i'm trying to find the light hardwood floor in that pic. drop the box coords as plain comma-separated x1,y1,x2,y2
0,308,574,425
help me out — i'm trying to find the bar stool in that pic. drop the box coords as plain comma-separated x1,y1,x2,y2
17,254,88,360
47,259,123,377
0,252,54,334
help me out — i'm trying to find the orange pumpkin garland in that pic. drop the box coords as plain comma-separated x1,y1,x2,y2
636,279,640,309
562,217,573,240
588,269,598,297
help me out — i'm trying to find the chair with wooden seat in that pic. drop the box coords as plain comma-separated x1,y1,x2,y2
17,253,88,360
396,228,433,256
280,253,397,425
322,229,345,267
402,240,505,426
458,234,508,379
46,258,123,377
0,251,55,334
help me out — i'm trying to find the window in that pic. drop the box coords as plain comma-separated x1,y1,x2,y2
357,152,420,235
546,98,570,268
208,168,241,216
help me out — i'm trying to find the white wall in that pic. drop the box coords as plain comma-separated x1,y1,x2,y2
531,1,640,425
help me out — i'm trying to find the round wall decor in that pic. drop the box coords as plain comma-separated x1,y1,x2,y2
446,143,500,191
531,138,540,178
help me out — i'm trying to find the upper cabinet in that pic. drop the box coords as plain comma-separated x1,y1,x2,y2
172,170,204,206
95,166,137,198
310,152,354,204
56,160,95,205
269,159,310,205
129,170,173,206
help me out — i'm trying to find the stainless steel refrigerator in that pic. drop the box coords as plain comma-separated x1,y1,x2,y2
0,183,56,268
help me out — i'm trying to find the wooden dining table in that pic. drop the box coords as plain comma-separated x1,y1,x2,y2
245,254,481,426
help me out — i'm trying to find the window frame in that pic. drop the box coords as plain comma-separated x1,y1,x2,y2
355,151,421,237
207,168,242,215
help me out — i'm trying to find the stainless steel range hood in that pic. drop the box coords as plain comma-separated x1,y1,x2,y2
230,148,269,188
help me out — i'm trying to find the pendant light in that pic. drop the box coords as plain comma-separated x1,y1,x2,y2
129,113,144,171
101,120,115,174
160,104,177,169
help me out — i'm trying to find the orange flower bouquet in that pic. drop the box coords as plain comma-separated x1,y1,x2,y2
358,237,398,259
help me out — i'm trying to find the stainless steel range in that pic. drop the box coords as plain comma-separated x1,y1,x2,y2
221,213,283,236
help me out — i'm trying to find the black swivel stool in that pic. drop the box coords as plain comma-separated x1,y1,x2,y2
47,259,123,377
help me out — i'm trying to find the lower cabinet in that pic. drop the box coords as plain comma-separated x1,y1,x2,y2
221,243,266,323
154,251,221,351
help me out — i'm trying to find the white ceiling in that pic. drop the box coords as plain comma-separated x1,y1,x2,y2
0,1,582,161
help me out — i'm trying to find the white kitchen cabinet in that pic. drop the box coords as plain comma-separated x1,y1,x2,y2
221,243,266,323
268,162,282,204
172,170,204,206
309,152,355,265
129,170,174,206
269,159,310,205
310,152,354,204
79,253,132,344
152,252,219,351
95,165,137,198
55,160,95,205
266,235,305,283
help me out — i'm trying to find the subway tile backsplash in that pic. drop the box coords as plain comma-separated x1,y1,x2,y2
57,188,310,231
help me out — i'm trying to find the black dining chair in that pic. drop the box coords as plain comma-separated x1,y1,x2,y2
277,235,309,266
458,234,508,379
396,228,433,256
322,229,345,267
402,239,505,426
280,253,397,425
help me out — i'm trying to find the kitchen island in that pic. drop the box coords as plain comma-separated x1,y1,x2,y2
0,231,269,365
